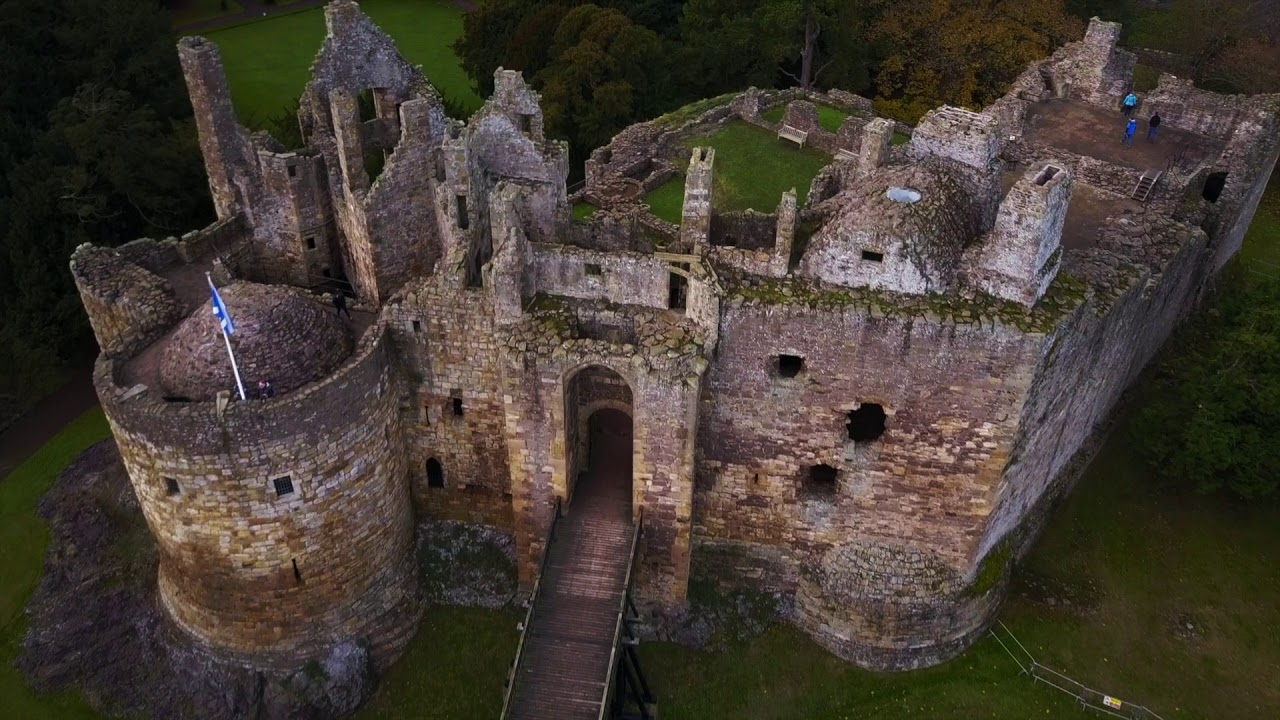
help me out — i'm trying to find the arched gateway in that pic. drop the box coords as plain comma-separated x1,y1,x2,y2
564,365,634,515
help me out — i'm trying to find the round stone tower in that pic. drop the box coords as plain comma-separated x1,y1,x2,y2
86,273,420,669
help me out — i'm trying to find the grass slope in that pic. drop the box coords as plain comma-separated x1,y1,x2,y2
761,104,850,133
354,607,520,719
205,0,481,128
170,0,242,27
0,408,111,719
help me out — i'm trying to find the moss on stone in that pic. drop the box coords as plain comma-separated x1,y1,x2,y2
724,269,1088,335
651,93,738,130
965,539,1014,598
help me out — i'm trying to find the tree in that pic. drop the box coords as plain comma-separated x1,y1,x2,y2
1131,268,1280,500
0,0,211,404
868,0,1082,122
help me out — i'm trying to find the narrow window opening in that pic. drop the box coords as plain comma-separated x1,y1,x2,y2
861,250,884,263
364,149,385,184
777,354,804,378
517,113,532,135
668,272,687,310
752,472,763,486
273,475,295,497
452,396,464,417
357,88,377,123
585,263,602,276
803,464,839,496
305,236,317,250
1034,165,1061,186
292,558,302,584
412,320,422,333
427,458,445,487
164,477,180,496
1202,172,1228,203
434,155,447,182
456,195,469,229
847,403,887,442
287,165,298,178
321,267,332,278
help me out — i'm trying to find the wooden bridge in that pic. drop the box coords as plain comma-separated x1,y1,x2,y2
500,458,654,719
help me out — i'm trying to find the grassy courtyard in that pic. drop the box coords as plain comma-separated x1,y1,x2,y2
203,0,482,128
761,103,851,133
645,121,832,223
170,0,242,27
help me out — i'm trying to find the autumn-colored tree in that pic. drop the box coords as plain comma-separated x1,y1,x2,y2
869,0,1082,123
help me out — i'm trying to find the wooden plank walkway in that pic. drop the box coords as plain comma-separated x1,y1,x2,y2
505,450,634,719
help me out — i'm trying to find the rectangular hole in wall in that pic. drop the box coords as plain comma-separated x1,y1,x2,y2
776,354,804,378
412,320,422,333
518,113,532,134
292,558,302,583
861,250,884,263
1034,165,1061,186
305,236,317,250
273,475,295,497
287,165,297,178
164,477,179,496
456,195,469,229
584,263,602,276
452,396,464,417
321,267,332,278
668,271,687,310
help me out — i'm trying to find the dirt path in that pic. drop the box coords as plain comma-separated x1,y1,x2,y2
0,367,99,480
174,0,475,35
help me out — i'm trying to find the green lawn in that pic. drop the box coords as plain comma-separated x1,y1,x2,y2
572,201,597,221
354,606,520,719
204,0,482,127
0,408,110,719
170,0,242,27
761,104,850,133
891,131,910,146
645,121,832,222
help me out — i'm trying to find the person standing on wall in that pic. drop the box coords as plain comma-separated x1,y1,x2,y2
1147,112,1161,142
332,289,351,319
1124,118,1138,147
1122,92,1138,117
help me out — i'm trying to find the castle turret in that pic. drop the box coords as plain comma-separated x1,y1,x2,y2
973,163,1073,307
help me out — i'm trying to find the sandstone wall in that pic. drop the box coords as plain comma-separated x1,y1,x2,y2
387,278,512,527
693,298,1043,667
95,325,420,670
71,246,185,361
530,244,669,309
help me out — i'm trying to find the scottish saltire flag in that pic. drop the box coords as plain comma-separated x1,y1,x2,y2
211,284,236,335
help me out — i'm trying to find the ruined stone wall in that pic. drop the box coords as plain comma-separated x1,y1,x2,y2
693,299,1042,668
71,246,185,361
1200,106,1280,269
388,278,511,528
530,244,669,309
1005,140,1145,199
94,326,420,671
973,163,1071,307
1144,76,1253,140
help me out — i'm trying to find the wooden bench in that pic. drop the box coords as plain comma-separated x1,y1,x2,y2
777,124,808,147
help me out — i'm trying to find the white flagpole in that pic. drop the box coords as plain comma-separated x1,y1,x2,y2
207,273,247,401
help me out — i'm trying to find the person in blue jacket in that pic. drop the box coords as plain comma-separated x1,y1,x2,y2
1123,117,1138,147
1122,92,1138,117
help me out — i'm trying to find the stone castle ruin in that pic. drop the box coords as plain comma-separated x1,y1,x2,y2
70,0,1278,686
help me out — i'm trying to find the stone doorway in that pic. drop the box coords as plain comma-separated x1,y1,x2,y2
565,365,634,512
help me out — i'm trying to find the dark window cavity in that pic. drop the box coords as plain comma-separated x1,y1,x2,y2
452,396,464,417
292,558,302,583
803,464,839,496
1202,172,1228,203
777,354,805,378
456,195,469,229
287,165,298,178
427,458,445,488
305,236,317,250
517,113,532,134
273,475,295,497
164,477,180,496
668,272,687,310
585,263,602,276
847,403,887,442
412,320,422,333
861,250,884,263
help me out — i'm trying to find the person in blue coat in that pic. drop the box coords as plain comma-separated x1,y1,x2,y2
1123,117,1138,147
1122,92,1138,117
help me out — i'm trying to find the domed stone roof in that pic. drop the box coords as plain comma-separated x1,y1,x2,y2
159,282,353,400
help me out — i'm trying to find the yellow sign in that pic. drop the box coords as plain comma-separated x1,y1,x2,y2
1103,696,1123,709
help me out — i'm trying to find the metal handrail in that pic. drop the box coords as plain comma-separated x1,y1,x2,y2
499,497,563,719
597,508,644,720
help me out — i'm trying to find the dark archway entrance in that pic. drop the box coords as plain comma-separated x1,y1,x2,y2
565,366,633,514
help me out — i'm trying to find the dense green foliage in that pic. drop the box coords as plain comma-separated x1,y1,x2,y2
1132,214,1280,499
0,0,213,406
